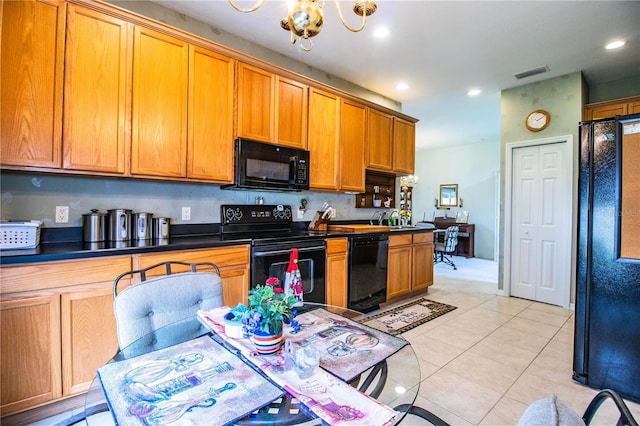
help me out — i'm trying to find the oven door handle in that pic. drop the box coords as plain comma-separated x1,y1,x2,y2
253,246,325,256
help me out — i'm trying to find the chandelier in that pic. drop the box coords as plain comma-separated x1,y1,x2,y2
228,0,378,51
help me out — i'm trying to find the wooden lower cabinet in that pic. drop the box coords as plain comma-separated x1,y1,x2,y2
326,238,348,307
387,234,413,300
0,255,130,416
133,245,251,307
0,245,251,415
412,232,434,292
386,232,434,301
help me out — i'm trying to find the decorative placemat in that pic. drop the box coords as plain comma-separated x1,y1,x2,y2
359,298,457,335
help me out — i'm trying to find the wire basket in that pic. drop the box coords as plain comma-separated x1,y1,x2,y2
0,220,42,249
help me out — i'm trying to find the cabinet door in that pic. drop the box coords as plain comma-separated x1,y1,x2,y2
387,245,412,300
308,88,340,190
61,285,118,395
276,76,308,148
1,0,65,169
629,101,640,115
339,99,366,192
588,103,627,120
367,109,394,171
131,26,188,177
412,233,434,292
63,5,132,174
326,238,348,307
187,46,235,182
393,118,416,174
1,295,62,414
236,63,274,142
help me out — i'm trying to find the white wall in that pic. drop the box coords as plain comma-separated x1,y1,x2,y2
412,140,500,260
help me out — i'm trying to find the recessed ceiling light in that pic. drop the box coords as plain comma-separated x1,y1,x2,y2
605,40,626,50
374,27,390,38
396,82,409,91
467,89,481,97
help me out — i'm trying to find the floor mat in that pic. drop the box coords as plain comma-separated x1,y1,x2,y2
359,298,457,335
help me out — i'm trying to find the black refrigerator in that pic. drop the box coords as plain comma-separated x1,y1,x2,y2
574,113,640,404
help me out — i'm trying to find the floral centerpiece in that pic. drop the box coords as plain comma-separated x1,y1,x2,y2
228,277,300,343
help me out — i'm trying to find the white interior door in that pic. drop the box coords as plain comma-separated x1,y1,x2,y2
510,142,570,306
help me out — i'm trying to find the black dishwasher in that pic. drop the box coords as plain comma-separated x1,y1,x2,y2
347,234,389,313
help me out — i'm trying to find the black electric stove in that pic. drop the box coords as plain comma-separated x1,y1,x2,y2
221,204,327,303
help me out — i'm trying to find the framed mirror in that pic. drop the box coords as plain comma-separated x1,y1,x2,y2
440,184,458,207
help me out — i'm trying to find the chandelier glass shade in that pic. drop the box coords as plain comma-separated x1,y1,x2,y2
228,0,377,51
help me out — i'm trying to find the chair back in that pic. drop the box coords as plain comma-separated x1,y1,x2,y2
444,225,459,253
113,261,223,350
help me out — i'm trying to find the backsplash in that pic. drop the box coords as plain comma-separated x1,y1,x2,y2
0,173,394,228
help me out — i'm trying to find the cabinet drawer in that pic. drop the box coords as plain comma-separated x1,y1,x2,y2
389,234,412,247
412,232,434,245
0,256,132,294
326,238,348,254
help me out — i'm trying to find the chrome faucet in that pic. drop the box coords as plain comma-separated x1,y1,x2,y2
370,211,385,225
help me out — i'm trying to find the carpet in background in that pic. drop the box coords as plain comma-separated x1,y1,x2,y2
360,298,457,335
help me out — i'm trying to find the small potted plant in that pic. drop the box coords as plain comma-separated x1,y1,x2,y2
230,277,299,354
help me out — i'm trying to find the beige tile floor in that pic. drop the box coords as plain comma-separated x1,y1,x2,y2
396,256,640,425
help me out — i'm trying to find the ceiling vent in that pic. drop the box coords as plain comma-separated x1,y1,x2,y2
514,65,550,79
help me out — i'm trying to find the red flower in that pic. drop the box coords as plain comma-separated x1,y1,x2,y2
273,287,284,294
265,277,280,286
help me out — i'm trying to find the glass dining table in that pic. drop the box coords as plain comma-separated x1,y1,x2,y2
84,303,447,425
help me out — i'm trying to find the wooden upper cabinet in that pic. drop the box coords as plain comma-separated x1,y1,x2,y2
339,99,366,192
1,0,65,169
63,5,132,174
589,104,627,120
393,117,416,174
236,62,274,143
585,96,640,120
131,26,188,178
187,46,235,182
367,109,394,171
308,88,340,190
275,76,308,148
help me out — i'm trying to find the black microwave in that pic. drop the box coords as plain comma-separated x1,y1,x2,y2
222,138,310,191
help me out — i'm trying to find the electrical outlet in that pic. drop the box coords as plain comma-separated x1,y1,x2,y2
181,207,191,221
55,206,69,223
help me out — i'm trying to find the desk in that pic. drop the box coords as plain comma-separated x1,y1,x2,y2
85,303,447,425
431,218,475,258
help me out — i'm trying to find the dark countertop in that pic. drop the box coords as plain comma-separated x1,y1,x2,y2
0,222,433,266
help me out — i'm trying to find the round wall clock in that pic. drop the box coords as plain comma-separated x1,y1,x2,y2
525,109,550,132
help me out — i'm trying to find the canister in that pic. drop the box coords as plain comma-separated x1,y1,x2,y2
82,209,107,242
132,212,153,240
153,217,171,240
107,209,132,241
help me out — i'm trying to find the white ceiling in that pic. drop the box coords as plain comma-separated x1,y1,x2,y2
151,0,640,150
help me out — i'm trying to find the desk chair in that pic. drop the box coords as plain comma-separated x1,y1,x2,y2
434,225,459,270
113,261,223,351
518,390,638,426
